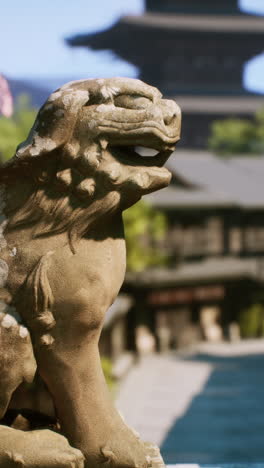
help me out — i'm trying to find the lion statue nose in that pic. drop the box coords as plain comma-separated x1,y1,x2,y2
164,112,176,126
161,99,181,128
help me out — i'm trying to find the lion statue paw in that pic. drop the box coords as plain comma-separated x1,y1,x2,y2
0,425,85,467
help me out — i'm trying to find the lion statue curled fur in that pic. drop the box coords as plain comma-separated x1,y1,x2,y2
0,78,181,468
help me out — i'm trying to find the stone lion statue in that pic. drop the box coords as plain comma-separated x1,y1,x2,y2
0,78,181,467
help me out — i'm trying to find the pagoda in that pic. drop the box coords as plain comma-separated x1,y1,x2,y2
67,1,264,148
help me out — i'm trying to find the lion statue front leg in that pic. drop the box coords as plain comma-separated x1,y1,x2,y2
19,245,151,468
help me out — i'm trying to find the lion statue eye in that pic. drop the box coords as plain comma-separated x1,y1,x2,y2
114,94,152,110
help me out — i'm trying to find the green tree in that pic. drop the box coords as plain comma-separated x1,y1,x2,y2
0,95,37,162
123,200,168,272
239,303,264,338
101,357,115,389
208,108,264,156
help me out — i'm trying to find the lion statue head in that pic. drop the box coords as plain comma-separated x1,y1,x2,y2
1,78,181,249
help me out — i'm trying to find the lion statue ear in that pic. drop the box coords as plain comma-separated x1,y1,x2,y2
6,85,90,167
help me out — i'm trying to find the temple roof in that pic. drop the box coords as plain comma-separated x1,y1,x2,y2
67,13,264,50
122,13,264,33
174,96,264,114
145,151,264,210
126,257,261,287
145,0,244,15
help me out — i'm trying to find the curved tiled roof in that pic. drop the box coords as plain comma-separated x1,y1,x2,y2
67,13,264,50
123,13,264,33
146,151,264,209
126,257,261,286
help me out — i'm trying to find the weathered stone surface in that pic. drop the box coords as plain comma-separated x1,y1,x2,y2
0,78,181,467
0,425,85,467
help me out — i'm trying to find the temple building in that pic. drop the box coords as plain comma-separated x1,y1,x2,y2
67,0,264,148
123,153,264,351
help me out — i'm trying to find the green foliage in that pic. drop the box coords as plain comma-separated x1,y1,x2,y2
101,357,114,388
239,303,264,338
0,95,37,162
208,108,264,156
123,200,168,272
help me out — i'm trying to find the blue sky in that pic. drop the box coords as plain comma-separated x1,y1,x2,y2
1,0,264,93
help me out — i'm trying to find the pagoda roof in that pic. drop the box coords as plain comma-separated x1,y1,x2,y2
126,257,261,287
67,13,264,50
145,151,264,210
122,13,264,33
174,96,264,114
145,0,243,15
